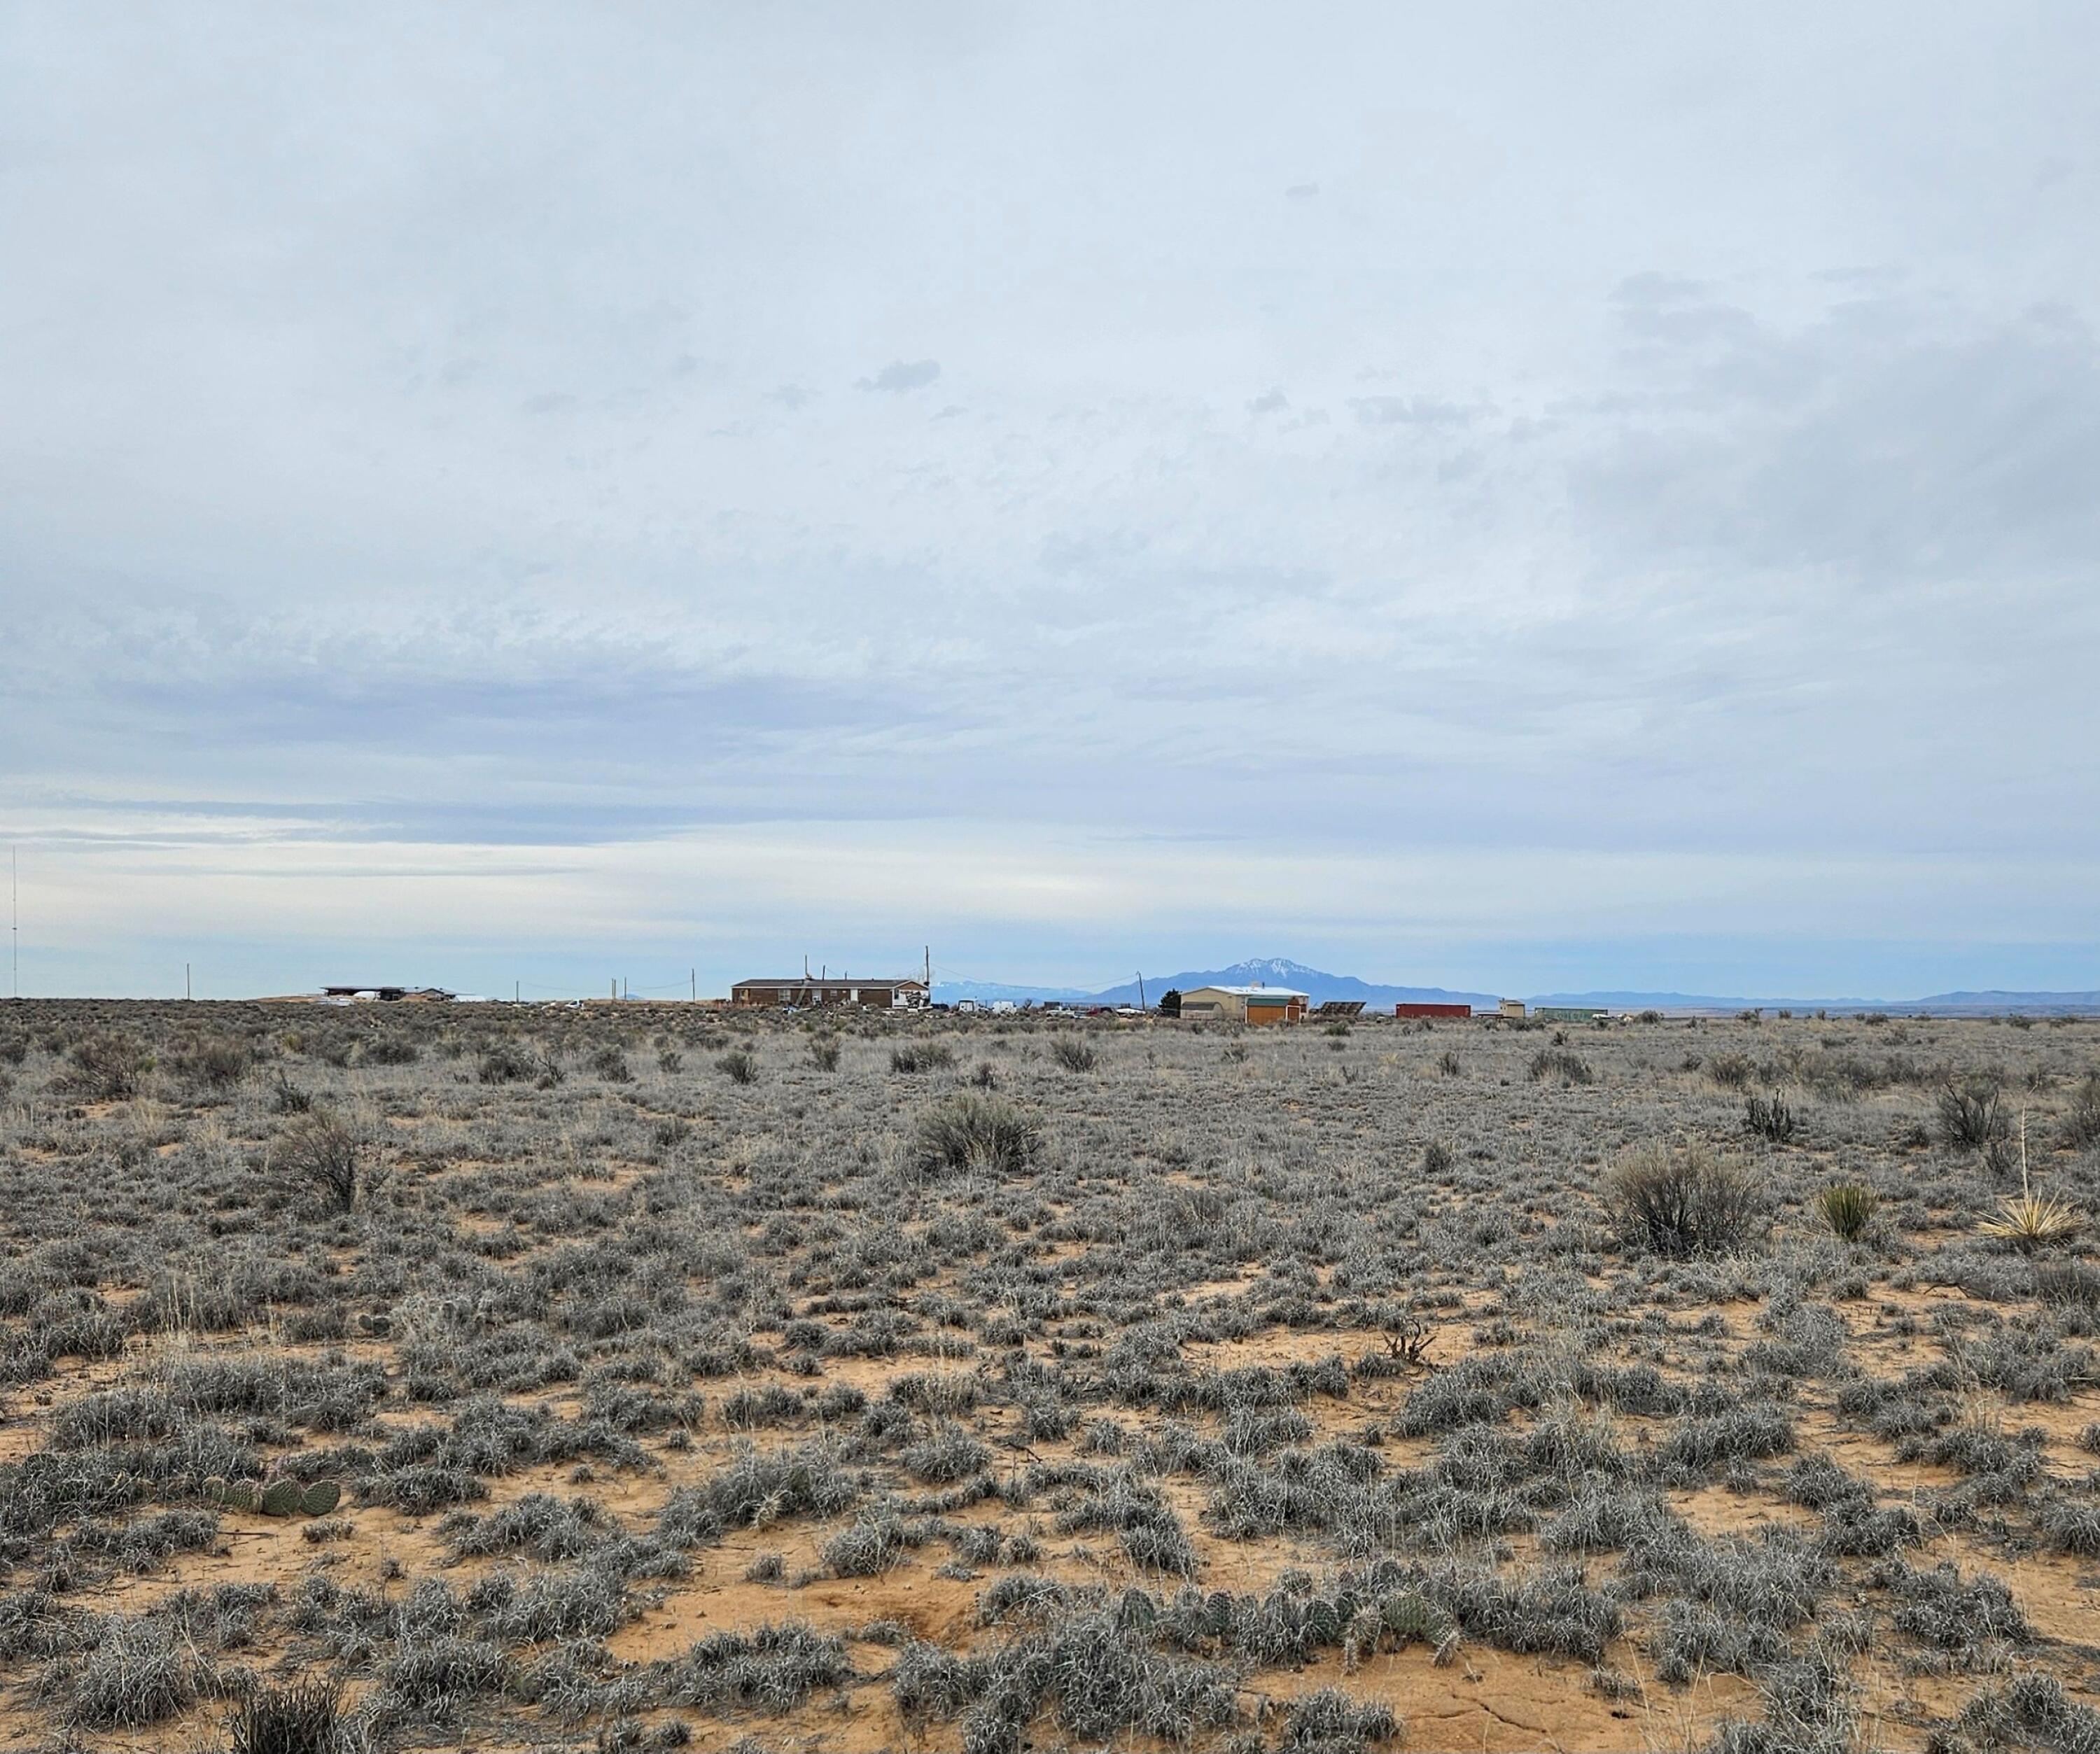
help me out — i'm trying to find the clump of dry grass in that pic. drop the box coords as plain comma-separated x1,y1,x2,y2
225,1678,347,1754
1815,1181,1877,1243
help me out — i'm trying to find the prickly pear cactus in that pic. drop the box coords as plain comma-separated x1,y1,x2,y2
302,1480,342,1517
260,1478,304,1517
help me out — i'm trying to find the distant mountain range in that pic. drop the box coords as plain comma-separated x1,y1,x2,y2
1532,989,2100,1016
933,959,2100,1016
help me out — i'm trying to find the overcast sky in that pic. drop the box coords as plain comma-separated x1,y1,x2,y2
4,3,2097,999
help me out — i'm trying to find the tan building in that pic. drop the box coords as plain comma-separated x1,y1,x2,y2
732,977,929,1010
1497,998,1527,1019
1177,984,1309,1025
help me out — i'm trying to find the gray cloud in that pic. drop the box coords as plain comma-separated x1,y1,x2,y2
1,5,2096,993
858,359,941,393
1348,395,1471,427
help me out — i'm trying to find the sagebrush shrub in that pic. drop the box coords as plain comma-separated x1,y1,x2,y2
2036,1260,2100,1310
476,1042,535,1084
1602,1142,1761,1258
912,1092,1040,1178
1939,1079,2008,1151
890,1042,955,1074
62,1033,150,1100
717,1049,760,1086
1707,1052,1754,1090
176,1035,252,1090
276,1113,360,1214
2062,1075,2100,1152
1050,1037,1098,1072
1529,1048,1594,1086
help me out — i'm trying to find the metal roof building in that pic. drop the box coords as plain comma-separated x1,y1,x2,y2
1177,984,1309,1025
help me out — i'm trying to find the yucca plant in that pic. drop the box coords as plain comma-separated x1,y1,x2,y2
1980,1183,2083,1250
1979,1114,2083,1250
1815,1181,1877,1243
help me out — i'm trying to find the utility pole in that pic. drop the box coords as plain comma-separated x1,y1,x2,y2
690,968,696,1002
925,944,931,988
1137,971,1146,1009
514,981,520,1004
610,979,616,1002
10,846,17,999
186,962,192,1002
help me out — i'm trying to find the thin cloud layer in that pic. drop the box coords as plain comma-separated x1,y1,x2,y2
1,5,2095,996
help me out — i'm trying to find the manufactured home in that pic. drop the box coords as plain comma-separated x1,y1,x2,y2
730,977,930,1010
